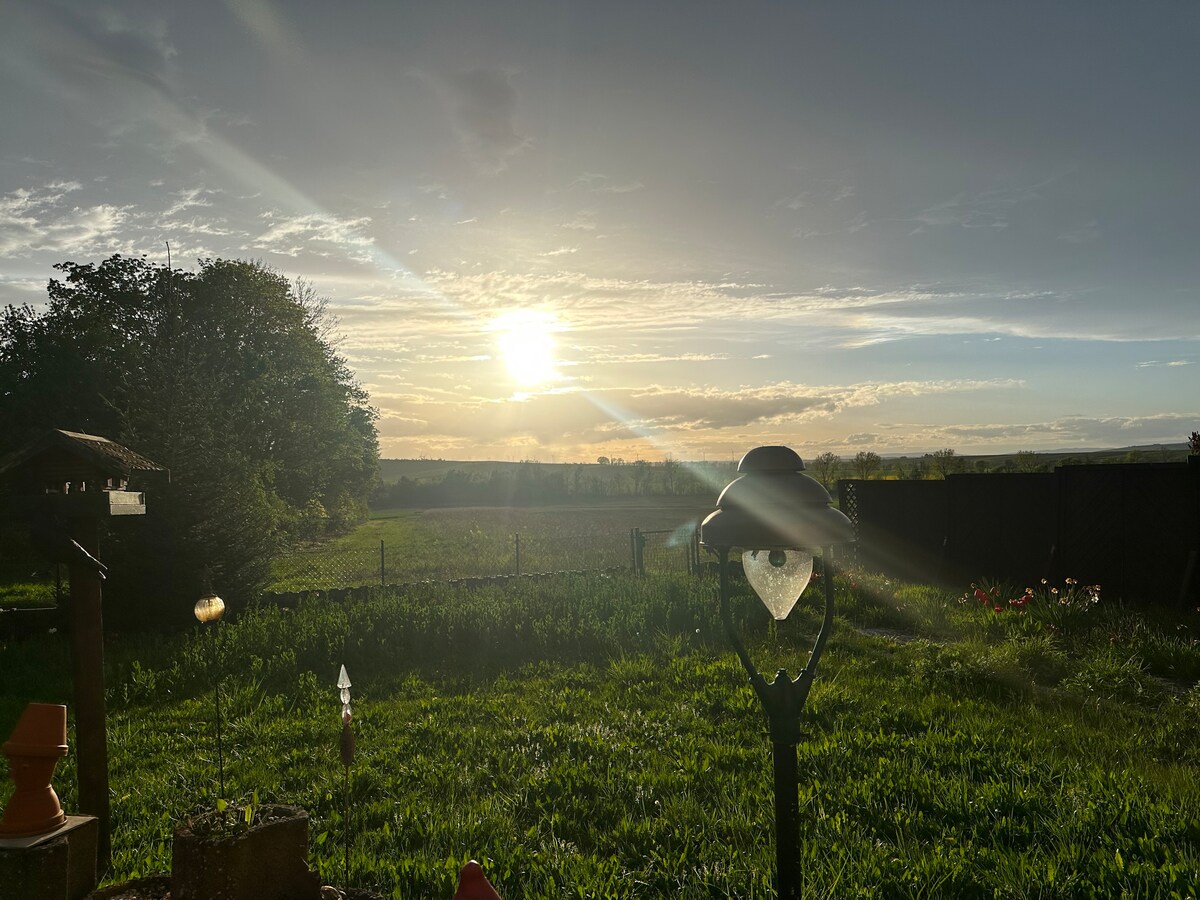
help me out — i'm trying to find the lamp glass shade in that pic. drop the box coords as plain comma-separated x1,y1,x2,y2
194,593,225,623
742,549,813,620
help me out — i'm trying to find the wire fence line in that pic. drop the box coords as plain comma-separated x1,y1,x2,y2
270,525,702,593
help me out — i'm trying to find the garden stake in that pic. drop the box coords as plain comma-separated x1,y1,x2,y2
338,664,355,889
194,591,227,800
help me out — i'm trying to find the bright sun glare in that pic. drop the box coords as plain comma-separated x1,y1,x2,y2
493,310,560,386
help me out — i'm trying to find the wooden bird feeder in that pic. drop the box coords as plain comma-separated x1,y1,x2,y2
0,429,165,870
0,428,164,515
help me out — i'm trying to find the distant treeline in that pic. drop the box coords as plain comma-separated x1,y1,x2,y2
371,459,735,507
372,443,1194,508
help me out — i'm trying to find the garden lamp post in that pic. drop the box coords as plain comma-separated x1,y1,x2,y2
699,446,855,900
194,591,226,799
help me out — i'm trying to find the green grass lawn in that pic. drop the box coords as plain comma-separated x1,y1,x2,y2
3,566,1199,898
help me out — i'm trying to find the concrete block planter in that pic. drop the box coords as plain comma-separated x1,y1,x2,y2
171,803,321,900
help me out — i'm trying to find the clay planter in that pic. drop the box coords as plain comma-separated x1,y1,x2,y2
0,703,68,838
171,803,322,900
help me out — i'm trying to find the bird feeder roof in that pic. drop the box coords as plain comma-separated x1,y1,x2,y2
0,429,165,480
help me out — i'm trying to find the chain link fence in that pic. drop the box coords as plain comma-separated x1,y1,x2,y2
271,527,659,593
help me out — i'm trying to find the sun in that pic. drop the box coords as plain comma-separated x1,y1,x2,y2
493,310,560,386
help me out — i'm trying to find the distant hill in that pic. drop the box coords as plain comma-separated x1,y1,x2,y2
377,458,528,483
372,447,1192,508
380,444,1192,484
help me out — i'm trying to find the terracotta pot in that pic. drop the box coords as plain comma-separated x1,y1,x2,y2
0,703,68,838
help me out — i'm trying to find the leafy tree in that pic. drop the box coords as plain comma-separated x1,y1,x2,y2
852,450,881,480
810,451,841,490
928,448,960,479
1015,450,1041,473
0,255,378,626
660,456,679,496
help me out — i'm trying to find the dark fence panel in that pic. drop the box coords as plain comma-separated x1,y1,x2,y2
944,473,1058,587
838,479,947,584
1057,463,1199,603
841,461,1200,604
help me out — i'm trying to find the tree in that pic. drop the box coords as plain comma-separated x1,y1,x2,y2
928,448,960,479
1015,450,1041,473
852,450,881,480
810,451,841,490
660,456,679,496
0,255,378,626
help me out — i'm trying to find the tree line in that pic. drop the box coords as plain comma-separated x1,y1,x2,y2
372,458,734,508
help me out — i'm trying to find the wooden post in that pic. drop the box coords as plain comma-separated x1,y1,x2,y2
65,516,110,869
379,540,385,586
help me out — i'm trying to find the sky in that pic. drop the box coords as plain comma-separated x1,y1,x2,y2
1,1,1197,463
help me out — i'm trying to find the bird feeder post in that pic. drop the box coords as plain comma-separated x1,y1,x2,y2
64,513,109,866
0,429,164,870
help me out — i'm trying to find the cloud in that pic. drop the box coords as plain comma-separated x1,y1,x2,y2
373,378,1023,447
776,178,855,211
560,211,598,231
0,181,131,257
441,68,531,175
570,174,644,194
1136,359,1193,369
424,268,1133,348
850,413,1200,454
162,187,216,218
908,175,1059,235
1059,220,1100,244
252,211,375,262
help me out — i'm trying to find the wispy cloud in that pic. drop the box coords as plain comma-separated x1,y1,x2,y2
865,413,1200,453
252,211,375,261
161,186,216,218
571,174,644,194
373,378,1024,448
1058,220,1100,244
909,177,1055,234
0,181,131,257
1136,359,1193,368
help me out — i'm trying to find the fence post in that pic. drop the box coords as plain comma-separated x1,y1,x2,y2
634,528,646,576
380,540,385,586
515,533,521,576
